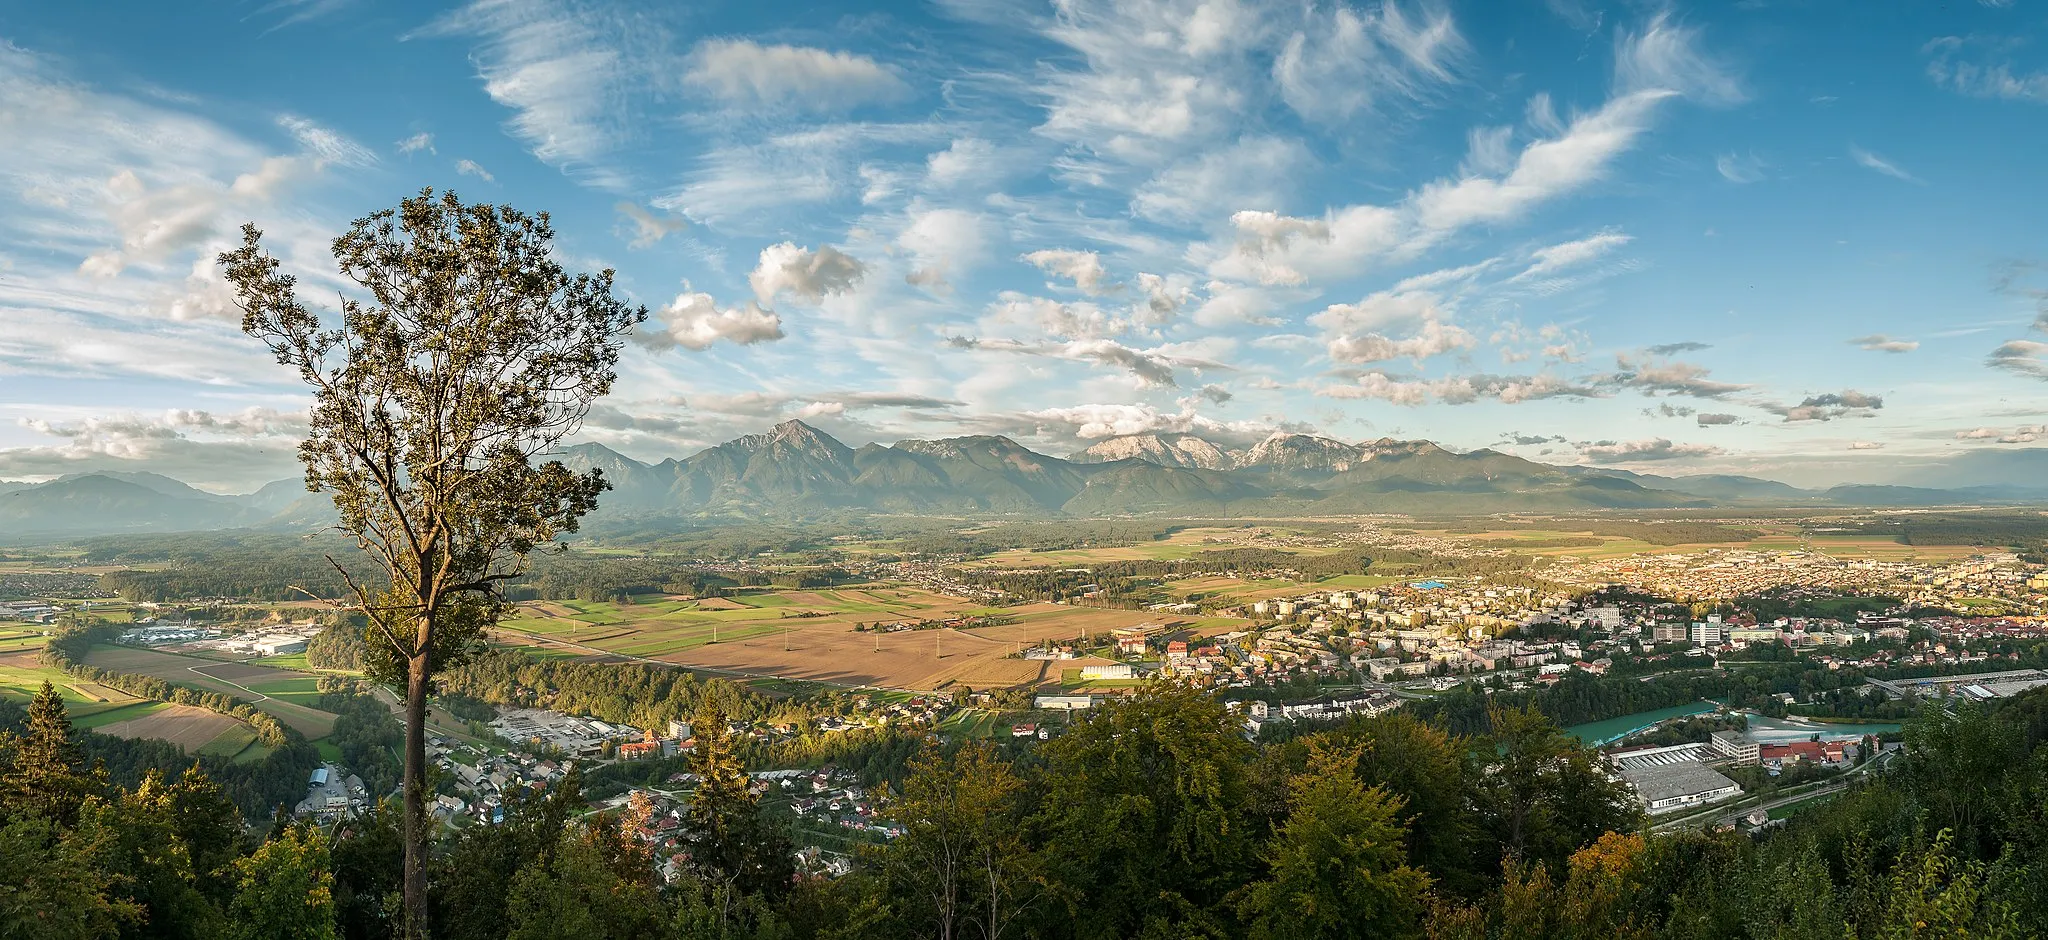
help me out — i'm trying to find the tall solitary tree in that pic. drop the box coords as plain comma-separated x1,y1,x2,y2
222,190,643,938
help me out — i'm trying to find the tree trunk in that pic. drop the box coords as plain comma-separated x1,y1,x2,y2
403,646,431,939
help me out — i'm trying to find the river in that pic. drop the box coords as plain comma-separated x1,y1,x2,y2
1564,700,1718,747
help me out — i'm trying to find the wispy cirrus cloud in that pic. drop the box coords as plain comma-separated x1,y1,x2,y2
415,0,667,189
1850,144,1921,183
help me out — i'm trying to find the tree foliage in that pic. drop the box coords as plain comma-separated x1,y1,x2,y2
223,188,643,937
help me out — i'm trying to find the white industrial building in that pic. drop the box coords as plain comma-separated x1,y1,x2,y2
1621,762,1743,815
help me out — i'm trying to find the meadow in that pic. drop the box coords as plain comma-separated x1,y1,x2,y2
82,645,340,739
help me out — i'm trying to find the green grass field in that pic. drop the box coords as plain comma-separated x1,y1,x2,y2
198,724,260,759
71,699,171,729
940,708,1018,739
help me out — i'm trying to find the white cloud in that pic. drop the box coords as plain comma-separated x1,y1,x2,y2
949,335,1229,388
749,242,866,305
1851,333,1919,353
684,39,910,111
1189,280,1282,327
1131,136,1309,224
1847,441,1885,450
1017,400,1281,447
455,158,495,182
1022,248,1114,295
277,115,377,168
2,407,308,491
1308,288,1440,336
1988,339,2048,379
986,292,1122,341
1209,18,1725,286
1613,13,1744,106
1924,36,2048,104
636,291,785,351
1580,437,1722,463
1715,151,1764,183
898,207,991,293
397,131,435,155
1512,230,1631,280
1273,0,1463,124
1326,318,1476,364
1850,145,1920,183
614,201,686,248
1134,272,1193,325
1317,371,1596,406
925,138,996,186
417,0,646,187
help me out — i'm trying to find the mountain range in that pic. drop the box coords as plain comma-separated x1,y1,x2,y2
4,421,2047,541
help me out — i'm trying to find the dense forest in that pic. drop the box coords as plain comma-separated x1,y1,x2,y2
7,674,2048,939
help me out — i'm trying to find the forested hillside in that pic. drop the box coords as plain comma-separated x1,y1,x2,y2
6,670,2047,939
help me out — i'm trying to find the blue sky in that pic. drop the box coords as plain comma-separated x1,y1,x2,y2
2,0,2046,492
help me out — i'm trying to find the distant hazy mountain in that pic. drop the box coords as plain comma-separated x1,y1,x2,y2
0,474,252,540
6,426,2044,541
1884,447,2048,494
1570,467,1819,502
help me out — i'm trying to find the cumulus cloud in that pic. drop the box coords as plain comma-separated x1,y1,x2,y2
1957,424,2046,443
455,158,494,182
1696,412,1738,426
1305,288,1478,364
1758,390,1885,422
636,292,785,351
986,292,1123,341
1605,353,1748,399
614,201,686,248
684,39,910,111
1852,334,1919,353
926,138,997,187
1326,318,1477,364
1022,249,1114,295
898,207,990,293
1580,438,1722,463
397,132,435,155
1222,210,1332,286
748,242,865,305
1134,273,1194,325
1848,441,1886,450
1647,341,1711,355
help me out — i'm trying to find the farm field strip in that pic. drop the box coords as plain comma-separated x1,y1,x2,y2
82,646,339,739
96,703,248,752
